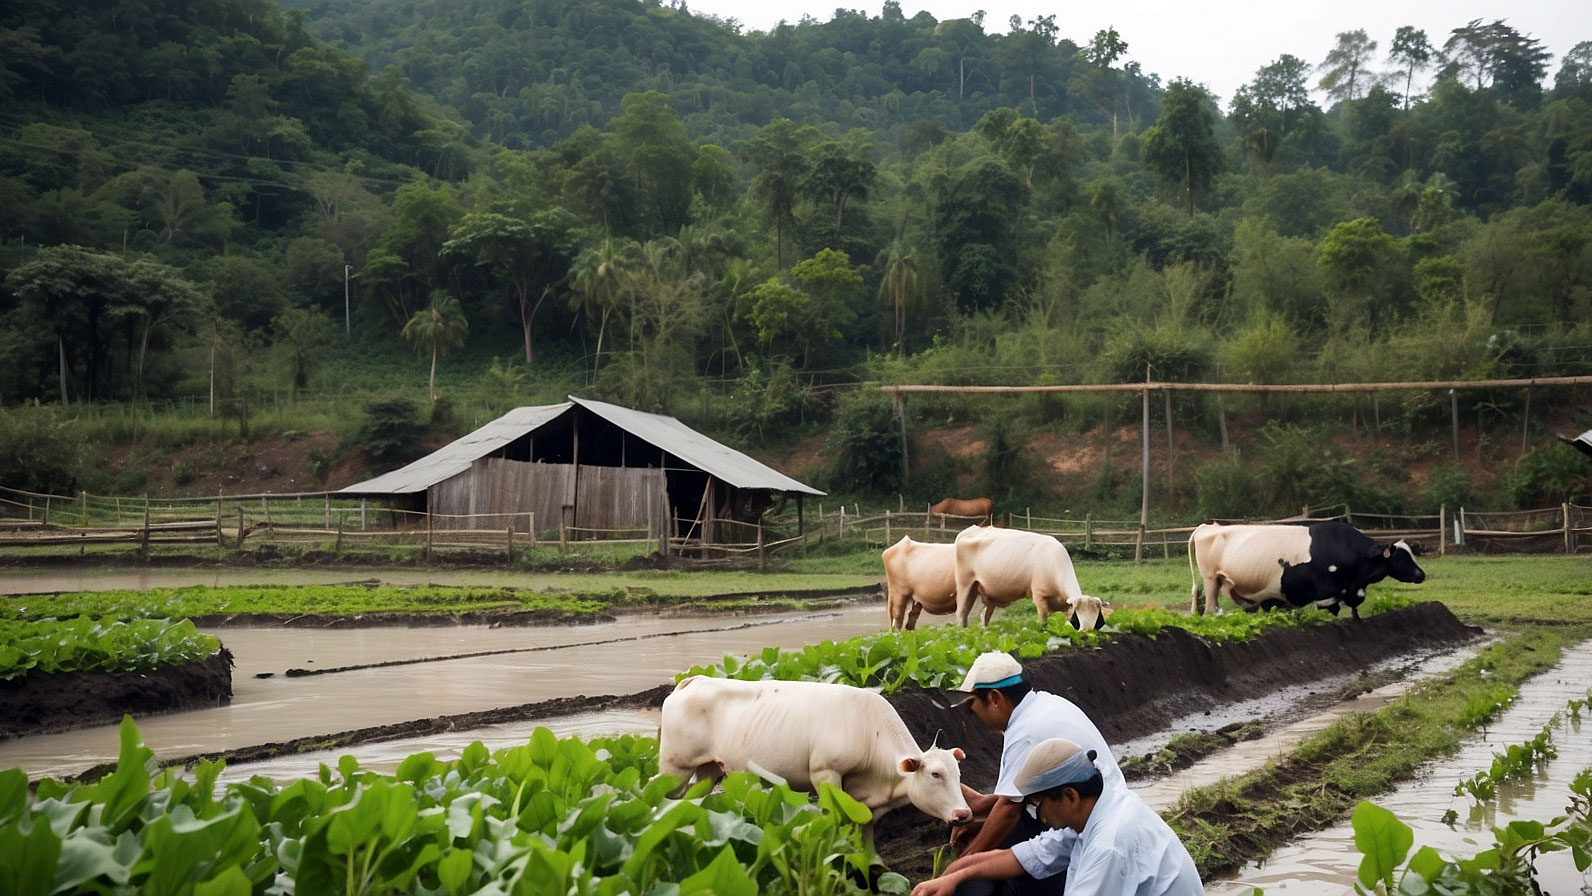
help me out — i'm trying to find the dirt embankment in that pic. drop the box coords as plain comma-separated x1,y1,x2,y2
0,649,235,740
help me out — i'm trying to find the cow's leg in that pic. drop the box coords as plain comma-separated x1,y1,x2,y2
954,579,978,627
906,600,924,631
1205,574,1225,615
1032,593,1051,626
981,593,997,626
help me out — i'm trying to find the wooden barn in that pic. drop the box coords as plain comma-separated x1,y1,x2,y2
339,396,823,547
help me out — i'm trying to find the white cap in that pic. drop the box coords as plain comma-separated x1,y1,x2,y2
1015,737,1099,795
949,652,1025,696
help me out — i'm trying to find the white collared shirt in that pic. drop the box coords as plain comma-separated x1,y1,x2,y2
994,690,1123,799
1024,786,1203,896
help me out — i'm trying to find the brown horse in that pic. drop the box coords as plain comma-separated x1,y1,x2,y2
928,496,994,525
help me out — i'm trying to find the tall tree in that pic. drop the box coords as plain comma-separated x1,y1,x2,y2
1141,79,1223,216
877,238,920,352
401,291,469,402
1318,30,1377,103
441,210,575,364
1388,27,1434,110
743,119,813,269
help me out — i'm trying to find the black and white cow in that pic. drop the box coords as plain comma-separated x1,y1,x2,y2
1188,521,1425,619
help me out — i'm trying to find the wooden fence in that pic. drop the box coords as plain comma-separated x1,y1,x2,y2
2,485,1587,561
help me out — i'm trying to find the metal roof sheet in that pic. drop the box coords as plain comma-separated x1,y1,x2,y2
339,398,824,497
569,396,824,496
339,403,571,495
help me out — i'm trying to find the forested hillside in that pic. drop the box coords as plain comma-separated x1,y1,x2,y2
1,0,1589,517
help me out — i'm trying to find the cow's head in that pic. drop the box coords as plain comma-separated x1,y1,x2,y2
1066,594,1108,631
1382,540,1426,584
900,747,972,824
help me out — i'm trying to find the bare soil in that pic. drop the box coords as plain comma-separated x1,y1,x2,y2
0,649,235,740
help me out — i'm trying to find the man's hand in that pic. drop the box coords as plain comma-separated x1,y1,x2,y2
949,819,983,851
910,875,960,896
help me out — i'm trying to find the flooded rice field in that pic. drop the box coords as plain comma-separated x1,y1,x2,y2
1206,639,1592,895
0,600,925,780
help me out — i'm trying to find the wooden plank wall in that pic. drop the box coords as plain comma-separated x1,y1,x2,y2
575,465,668,537
430,459,573,533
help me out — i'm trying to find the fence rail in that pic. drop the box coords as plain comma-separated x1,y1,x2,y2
1,485,1587,560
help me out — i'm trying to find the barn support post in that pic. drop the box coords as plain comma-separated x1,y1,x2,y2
757,521,766,571
1164,390,1175,501
1522,386,1532,455
1136,367,1149,564
893,393,910,487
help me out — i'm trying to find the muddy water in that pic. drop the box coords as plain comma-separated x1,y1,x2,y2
0,600,939,780
1207,639,1592,895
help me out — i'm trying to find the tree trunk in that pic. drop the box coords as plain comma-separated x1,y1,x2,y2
429,346,438,402
520,293,535,364
57,336,70,406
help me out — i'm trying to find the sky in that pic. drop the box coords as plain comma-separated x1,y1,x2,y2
674,0,1589,107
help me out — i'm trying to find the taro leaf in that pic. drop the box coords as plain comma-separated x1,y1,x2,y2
53,827,132,891
94,716,155,834
192,864,252,896
1405,844,1448,884
1352,800,1413,891
0,768,27,825
436,846,473,895
677,845,757,896
0,813,62,896
816,782,872,826
876,871,911,894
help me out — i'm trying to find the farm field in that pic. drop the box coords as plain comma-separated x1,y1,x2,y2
1,553,1589,893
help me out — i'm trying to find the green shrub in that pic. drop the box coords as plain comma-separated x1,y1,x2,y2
1194,452,1256,519
821,392,903,497
1421,463,1477,513
353,398,426,469
0,405,88,494
1497,443,1591,508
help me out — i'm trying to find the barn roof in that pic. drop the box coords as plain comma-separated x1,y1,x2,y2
339,397,823,497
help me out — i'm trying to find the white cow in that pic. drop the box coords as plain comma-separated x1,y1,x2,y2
953,526,1103,628
882,536,957,630
657,676,972,826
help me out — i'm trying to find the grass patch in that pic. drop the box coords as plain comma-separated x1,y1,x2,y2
1164,626,1588,877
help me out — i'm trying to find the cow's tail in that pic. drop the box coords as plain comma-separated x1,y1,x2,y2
1187,530,1202,615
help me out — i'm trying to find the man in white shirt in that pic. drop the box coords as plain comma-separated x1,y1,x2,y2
931,652,1123,895
912,738,1202,896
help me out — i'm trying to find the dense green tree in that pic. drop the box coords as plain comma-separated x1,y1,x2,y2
743,119,814,269
1141,79,1223,216
273,306,335,395
1388,27,1434,111
442,210,576,364
933,157,1026,310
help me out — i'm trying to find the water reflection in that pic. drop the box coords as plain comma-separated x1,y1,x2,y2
1207,641,1592,895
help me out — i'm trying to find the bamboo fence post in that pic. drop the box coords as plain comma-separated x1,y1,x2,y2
530,512,537,548
262,496,270,530
507,525,514,562
336,517,343,554
216,493,224,546
426,509,433,561
43,495,49,526
141,495,150,558
1565,503,1572,554
237,506,245,548
757,521,766,571
324,494,331,529
1439,505,1447,556
1084,512,1093,550
80,490,88,527
885,511,891,543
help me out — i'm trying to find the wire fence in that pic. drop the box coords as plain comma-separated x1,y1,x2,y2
2,485,1588,562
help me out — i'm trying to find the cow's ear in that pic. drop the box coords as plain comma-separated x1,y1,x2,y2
952,747,966,761
899,757,922,774
1382,545,1392,559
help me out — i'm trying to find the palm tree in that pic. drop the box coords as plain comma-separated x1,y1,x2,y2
877,239,919,353
401,291,468,402
567,237,640,380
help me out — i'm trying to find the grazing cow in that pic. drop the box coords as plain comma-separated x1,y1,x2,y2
882,536,957,630
953,526,1101,628
1188,521,1426,619
930,496,995,525
658,676,972,826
